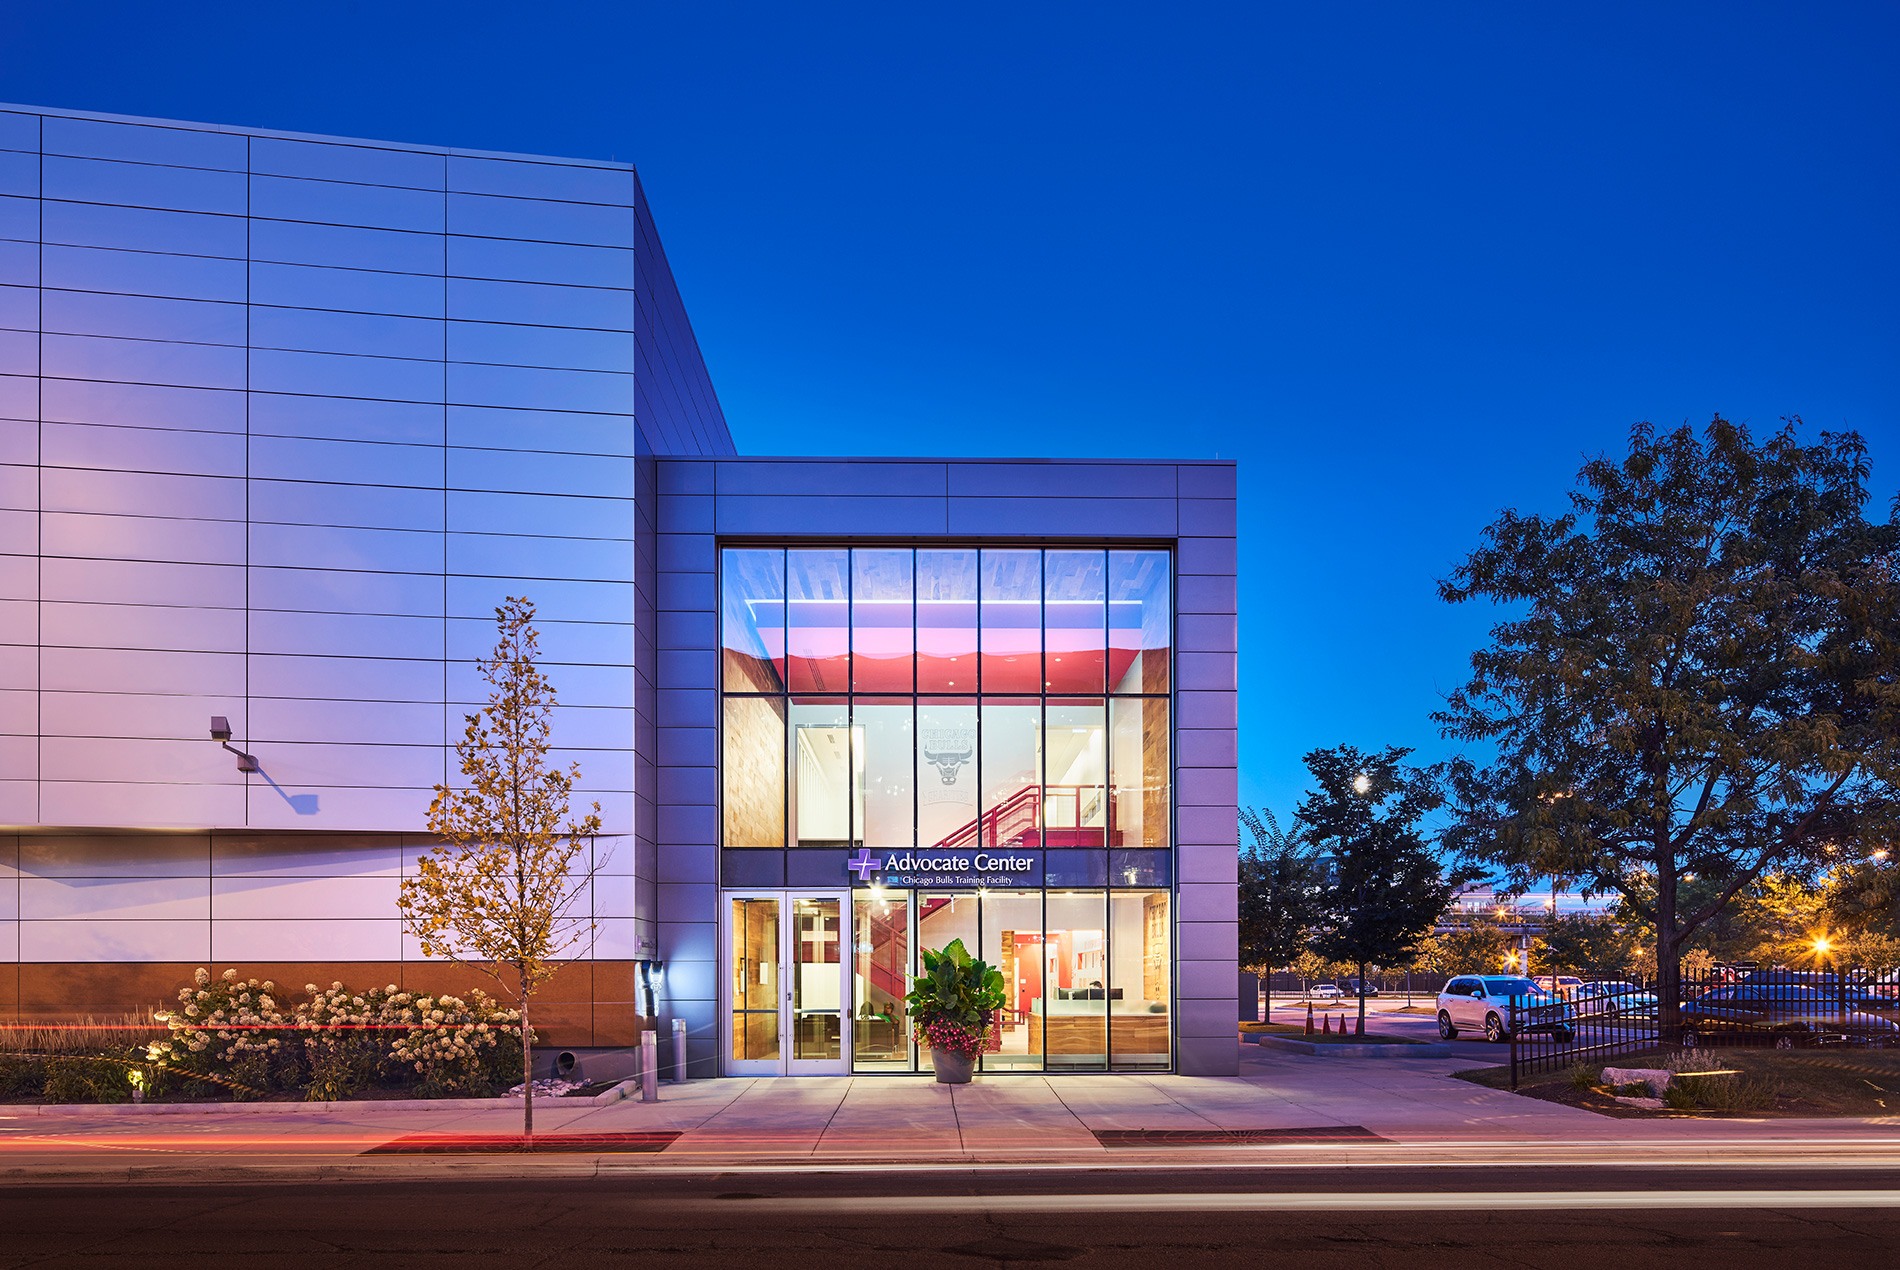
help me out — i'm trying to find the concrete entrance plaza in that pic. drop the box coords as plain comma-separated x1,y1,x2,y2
11,1045,1900,1181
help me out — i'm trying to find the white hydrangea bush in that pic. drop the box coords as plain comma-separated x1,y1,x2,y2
147,968,292,1094
297,980,397,1101
146,969,529,1100
385,988,528,1095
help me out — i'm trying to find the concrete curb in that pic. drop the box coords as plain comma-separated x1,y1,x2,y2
1251,1036,1454,1058
15,1077,642,1117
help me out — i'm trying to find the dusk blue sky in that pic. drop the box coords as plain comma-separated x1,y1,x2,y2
5,3,1895,817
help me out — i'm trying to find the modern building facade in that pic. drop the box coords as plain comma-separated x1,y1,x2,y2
0,104,1239,1077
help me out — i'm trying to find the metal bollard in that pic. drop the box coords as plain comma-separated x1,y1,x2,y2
640,1028,659,1102
671,1017,688,1083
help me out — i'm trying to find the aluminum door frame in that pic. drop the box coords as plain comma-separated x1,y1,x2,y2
721,889,852,1076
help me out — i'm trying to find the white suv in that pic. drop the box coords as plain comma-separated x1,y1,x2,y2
1437,975,1575,1043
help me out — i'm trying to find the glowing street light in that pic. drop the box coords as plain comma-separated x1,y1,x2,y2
1352,772,1372,796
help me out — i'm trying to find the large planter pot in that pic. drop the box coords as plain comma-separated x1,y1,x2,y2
931,1048,975,1084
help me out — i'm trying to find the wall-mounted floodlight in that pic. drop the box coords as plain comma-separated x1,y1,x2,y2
210,716,259,773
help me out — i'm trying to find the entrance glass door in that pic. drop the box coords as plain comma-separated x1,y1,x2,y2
725,891,850,1075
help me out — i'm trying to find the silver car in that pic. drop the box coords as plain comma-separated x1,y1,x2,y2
1438,974,1576,1043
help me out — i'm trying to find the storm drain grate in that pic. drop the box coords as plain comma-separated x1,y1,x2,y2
1092,1126,1388,1147
365,1131,681,1155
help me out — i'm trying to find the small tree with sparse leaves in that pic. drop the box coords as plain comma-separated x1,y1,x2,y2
399,597,602,1137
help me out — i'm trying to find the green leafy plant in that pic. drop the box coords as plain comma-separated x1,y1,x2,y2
904,939,1006,1058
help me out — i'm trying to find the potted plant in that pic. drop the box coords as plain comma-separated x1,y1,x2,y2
905,938,1006,1084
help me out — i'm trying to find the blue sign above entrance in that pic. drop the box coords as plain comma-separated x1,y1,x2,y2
846,848,1043,889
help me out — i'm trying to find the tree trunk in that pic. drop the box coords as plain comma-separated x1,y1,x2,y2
520,996,534,1140
1356,960,1368,1035
1263,971,1272,1022
1656,846,1681,1048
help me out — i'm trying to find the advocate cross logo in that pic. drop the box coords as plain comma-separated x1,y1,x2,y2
846,848,882,883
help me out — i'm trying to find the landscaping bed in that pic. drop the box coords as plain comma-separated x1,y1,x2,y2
1,967,527,1105
1457,1047,1900,1117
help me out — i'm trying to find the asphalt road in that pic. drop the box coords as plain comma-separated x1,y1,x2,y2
5,1166,1900,1267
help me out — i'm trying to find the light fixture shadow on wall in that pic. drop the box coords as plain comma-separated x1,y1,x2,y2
208,716,260,773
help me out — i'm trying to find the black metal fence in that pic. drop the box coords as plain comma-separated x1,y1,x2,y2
1503,970,1900,1088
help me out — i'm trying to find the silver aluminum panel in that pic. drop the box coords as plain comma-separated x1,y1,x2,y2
249,260,444,318
250,522,444,574
42,200,247,258
43,244,247,302
249,348,443,403
447,193,634,248
40,421,246,478
250,479,443,531
446,155,632,205
42,116,245,171
0,110,36,154
42,511,245,565
249,137,445,190
0,150,36,197
251,218,445,275
251,306,444,361
0,194,38,242
249,434,443,487
42,379,246,432
248,392,444,446
250,174,444,234
446,277,635,330
447,235,633,288
248,567,443,619
42,289,247,346
42,332,246,390
42,155,247,215
447,320,633,373
447,362,633,414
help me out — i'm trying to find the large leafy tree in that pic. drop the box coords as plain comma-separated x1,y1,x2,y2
399,598,603,1138
1438,418,1899,1035
1237,806,1324,1018
1535,913,1647,978
1301,745,1462,1035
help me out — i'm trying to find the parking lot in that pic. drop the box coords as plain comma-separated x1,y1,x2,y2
1258,993,1663,1068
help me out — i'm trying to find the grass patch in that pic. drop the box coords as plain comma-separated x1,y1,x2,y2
1458,1047,1900,1117
1242,1022,1423,1046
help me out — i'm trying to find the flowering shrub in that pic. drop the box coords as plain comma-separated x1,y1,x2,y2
102,970,537,1103
292,981,527,1099
384,988,525,1096
914,1015,993,1060
298,981,397,1102
149,969,294,1095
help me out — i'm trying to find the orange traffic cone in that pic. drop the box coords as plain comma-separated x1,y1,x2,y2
1322,1013,1332,1036
1305,1002,1314,1035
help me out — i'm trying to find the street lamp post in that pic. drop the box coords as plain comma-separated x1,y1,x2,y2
1348,771,1372,1037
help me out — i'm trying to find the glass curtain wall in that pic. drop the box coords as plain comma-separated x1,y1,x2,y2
864,886,1171,1073
721,545,1175,1073
721,546,1171,852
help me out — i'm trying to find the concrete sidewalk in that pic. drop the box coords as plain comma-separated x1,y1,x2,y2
8,1043,1900,1181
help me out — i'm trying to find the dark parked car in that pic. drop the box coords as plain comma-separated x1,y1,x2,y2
1680,984,1900,1049
1340,979,1380,999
